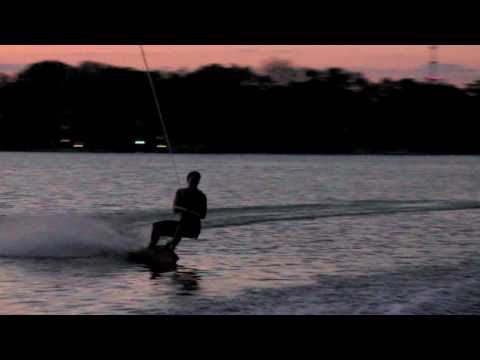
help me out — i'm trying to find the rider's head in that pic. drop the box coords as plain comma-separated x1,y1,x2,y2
187,171,201,188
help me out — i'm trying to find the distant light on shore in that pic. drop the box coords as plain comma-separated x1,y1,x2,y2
156,144,167,148
60,139,71,143
73,143,84,148
135,140,146,145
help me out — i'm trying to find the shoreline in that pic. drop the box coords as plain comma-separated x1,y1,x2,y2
0,149,479,156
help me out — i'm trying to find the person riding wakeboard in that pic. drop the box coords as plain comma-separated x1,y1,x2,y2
149,171,207,251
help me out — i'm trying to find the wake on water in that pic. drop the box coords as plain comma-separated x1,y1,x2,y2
0,215,136,259
1,199,480,259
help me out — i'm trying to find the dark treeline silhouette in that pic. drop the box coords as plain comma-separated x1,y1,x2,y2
0,59,479,154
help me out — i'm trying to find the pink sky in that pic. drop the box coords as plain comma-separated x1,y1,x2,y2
2,45,480,85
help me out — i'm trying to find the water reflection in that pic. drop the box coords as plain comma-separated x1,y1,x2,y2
148,265,201,294
174,268,201,293
147,264,176,279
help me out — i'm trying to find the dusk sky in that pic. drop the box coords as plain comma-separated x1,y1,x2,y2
1,45,480,86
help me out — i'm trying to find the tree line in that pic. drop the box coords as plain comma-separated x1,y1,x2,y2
0,59,479,154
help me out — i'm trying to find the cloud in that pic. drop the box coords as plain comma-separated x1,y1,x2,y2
236,47,295,55
271,48,296,54
0,63,26,74
356,63,480,87
237,47,260,54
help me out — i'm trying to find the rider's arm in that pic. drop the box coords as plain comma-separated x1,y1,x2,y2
173,190,202,218
175,206,201,218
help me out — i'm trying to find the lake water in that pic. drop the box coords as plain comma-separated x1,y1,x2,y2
1,152,480,314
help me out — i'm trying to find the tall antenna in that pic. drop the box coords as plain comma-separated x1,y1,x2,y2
426,45,439,83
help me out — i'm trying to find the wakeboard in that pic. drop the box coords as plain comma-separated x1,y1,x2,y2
127,245,179,270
